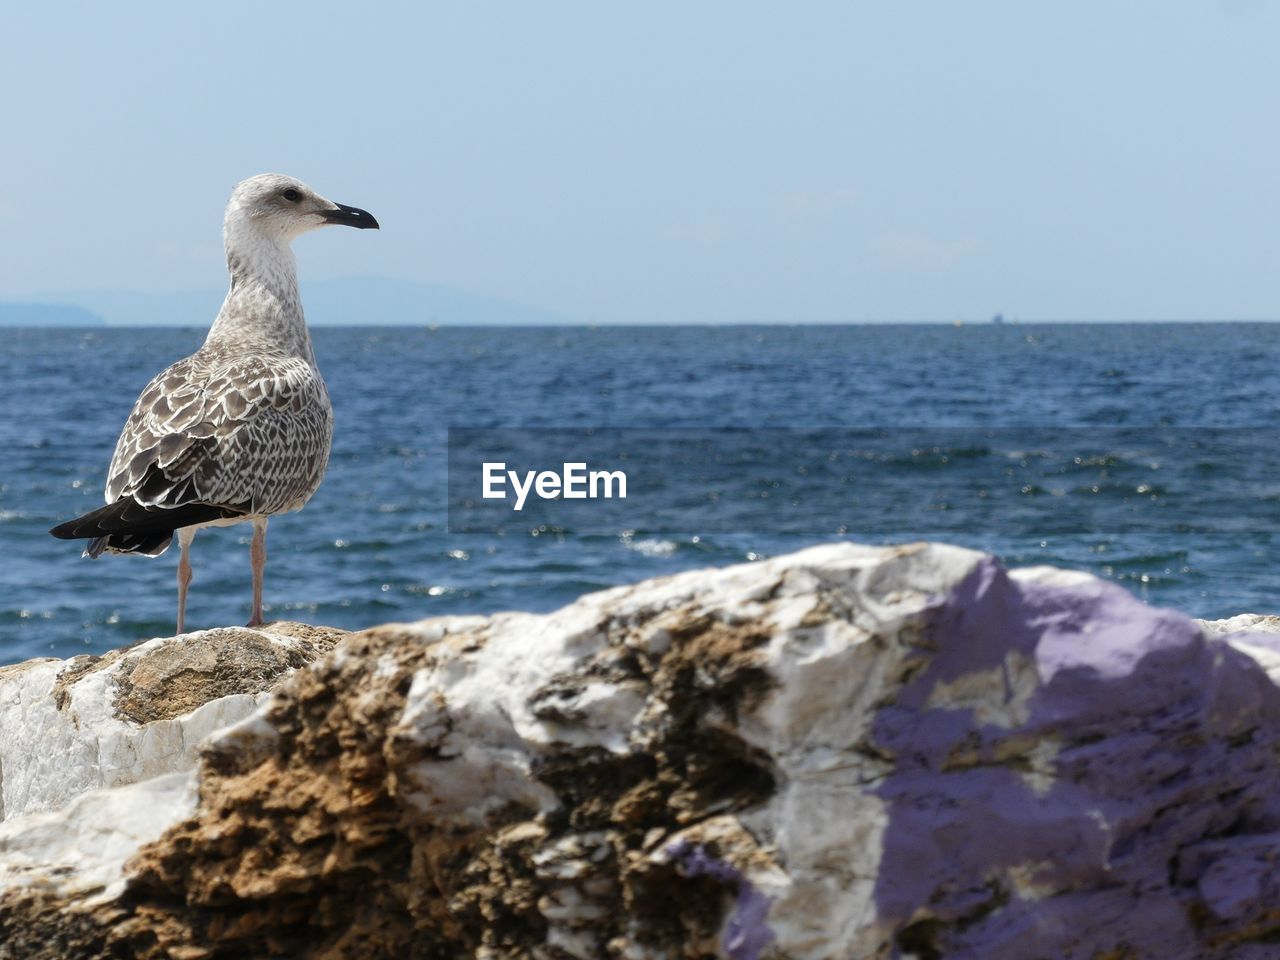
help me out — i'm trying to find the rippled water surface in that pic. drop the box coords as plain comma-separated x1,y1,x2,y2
5,322,1280,663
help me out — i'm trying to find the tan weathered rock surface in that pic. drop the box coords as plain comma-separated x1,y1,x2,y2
3,544,1280,959
0,620,346,821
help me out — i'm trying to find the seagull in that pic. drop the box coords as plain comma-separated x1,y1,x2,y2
50,174,378,633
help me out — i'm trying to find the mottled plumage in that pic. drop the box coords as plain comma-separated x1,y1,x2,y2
51,173,378,631
96,352,333,554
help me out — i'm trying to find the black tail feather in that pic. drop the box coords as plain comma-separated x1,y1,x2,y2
85,530,177,558
51,499,248,557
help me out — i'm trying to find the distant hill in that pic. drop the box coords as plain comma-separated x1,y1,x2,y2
23,277,573,327
303,277,572,327
0,303,105,326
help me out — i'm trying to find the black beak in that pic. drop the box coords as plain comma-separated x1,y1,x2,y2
321,202,379,229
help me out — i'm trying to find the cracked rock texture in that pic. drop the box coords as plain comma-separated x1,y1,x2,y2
2,543,1280,958
0,620,346,821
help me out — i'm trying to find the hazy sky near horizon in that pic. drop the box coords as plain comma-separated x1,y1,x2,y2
2,2,1279,323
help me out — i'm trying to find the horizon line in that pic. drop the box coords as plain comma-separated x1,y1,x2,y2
5,318,1280,330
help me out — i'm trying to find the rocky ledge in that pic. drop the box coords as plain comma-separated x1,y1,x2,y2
2,542,1280,959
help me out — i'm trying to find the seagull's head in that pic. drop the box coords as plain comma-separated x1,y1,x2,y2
225,173,379,245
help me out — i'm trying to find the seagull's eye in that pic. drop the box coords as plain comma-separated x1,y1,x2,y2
281,189,302,203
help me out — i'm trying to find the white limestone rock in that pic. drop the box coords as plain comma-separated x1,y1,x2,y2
0,771,196,905
0,620,345,821
1199,613,1280,684
1,544,1279,960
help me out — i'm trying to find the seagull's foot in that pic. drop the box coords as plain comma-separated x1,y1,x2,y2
245,616,264,628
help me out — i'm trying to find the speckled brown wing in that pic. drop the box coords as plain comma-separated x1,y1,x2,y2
104,351,334,518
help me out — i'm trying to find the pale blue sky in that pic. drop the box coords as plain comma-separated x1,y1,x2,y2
2,1,1278,323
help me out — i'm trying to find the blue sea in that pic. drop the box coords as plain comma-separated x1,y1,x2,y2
5,322,1280,665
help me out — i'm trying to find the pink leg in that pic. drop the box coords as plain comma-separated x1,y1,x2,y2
176,528,195,635
248,517,268,627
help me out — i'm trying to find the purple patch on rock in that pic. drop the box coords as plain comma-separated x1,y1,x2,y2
871,556,1280,959
665,839,776,960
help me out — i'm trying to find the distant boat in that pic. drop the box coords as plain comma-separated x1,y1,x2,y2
991,313,1005,325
